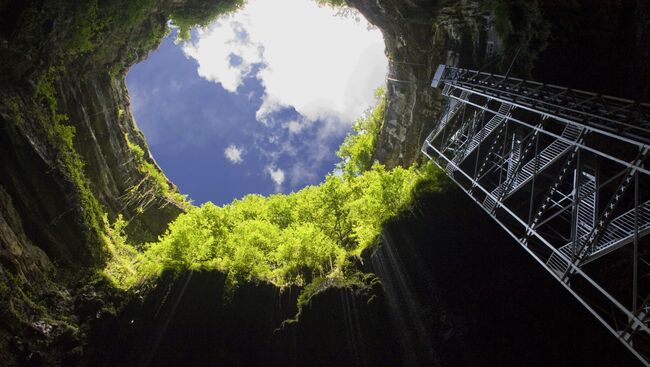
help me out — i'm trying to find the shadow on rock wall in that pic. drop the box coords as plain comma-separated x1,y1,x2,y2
83,189,642,367
377,189,642,367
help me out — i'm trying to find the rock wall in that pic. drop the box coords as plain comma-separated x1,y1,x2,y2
81,271,405,367
55,74,182,245
357,0,650,168
347,0,487,168
0,1,187,363
1,0,648,365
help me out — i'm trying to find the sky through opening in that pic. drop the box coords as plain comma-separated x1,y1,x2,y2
127,0,388,205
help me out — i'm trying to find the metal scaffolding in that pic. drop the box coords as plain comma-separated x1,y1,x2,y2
423,65,650,366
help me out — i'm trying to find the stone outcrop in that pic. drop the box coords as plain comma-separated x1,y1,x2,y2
1,0,649,365
354,0,650,168
0,1,186,363
347,0,488,168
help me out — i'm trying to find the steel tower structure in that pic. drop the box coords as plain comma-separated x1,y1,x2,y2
422,65,650,365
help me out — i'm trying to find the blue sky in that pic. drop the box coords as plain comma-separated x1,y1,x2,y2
126,0,387,205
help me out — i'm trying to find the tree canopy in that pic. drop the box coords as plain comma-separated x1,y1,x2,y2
103,79,446,314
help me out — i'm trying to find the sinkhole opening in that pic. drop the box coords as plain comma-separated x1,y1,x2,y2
126,0,388,205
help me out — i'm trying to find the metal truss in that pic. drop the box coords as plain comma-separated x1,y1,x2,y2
423,65,650,366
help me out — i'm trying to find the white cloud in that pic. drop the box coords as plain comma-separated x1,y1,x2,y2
283,120,305,134
289,162,319,187
182,0,387,128
266,166,285,189
224,144,244,164
183,20,263,93
255,95,283,126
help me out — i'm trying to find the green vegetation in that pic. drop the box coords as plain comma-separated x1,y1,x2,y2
34,69,107,258
63,1,102,57
64,0,247,50
125,134,190,211
102,214,140,288
106,162,444,290
35,68,68,124
315,0,347,8
170,0,246,40
103,94,446,315
337,87,385,176
5,0,246,79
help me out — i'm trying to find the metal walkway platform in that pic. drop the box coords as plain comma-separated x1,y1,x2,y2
423,65,650,366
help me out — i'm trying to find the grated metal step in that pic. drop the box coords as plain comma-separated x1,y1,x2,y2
452,103,512,166
582,200,650,263
506,125,584,195
546,244,575,276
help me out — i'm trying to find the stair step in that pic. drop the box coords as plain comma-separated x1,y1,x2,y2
573,200,650,262
454,108,511,164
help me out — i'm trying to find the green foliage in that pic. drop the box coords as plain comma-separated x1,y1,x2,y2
103,91,447,316
125,134,190,209
314,0,347,7
297,272,380,310
170,0,246,40
101,214,139,289
52,123,107,255
63,1,101,57
105,160,444,297
60,0,172,60
34,69,107,257
337,87,385,176
35,68,68,123
13,0,242,75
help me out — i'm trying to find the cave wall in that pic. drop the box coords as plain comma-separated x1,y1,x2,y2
1,0,649,365
377,190,643,367
79,190,645,367
55,73,182,245
348,0,488,168
532,0,650,100
0,0,185,265
81,271,405,367
358,0,650,168
0,1,191,364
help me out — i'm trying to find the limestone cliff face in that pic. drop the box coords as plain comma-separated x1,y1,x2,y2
1,0,648,365
55,74,183,245
355,0,650,168
348,0,488,168
0,1,187,363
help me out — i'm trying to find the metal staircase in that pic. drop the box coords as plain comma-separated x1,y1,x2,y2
483,124,585,212
586,199,650,262
546,171,596,276
456,103,512,164
422,64,650,366
426,89,469,143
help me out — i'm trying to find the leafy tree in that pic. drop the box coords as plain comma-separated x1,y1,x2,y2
316,0,346,7
337,88,385,176
103,88,447,313
170,0,246,40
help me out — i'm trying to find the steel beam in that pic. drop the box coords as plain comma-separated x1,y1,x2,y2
422,65,650,366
